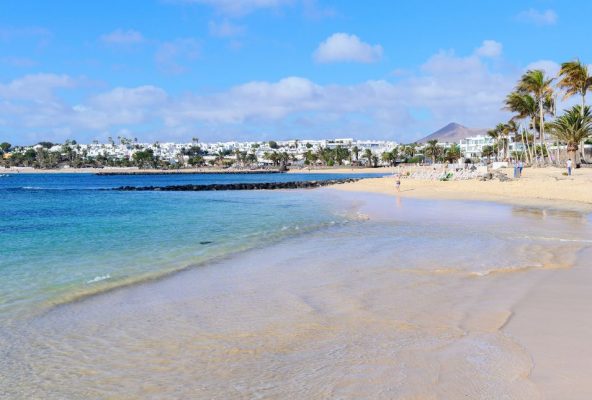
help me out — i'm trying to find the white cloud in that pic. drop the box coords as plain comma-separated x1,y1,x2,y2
525,60,560,76
475,40,502,58
208,20,245,37
516,9,558,26
100,29,144,45
155,38,200,74
0,73,76,101
72,86,168,129
2,42,547,144
172,0,294,17
314,33,383,63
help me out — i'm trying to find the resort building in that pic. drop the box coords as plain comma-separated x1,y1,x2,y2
459,135,495,158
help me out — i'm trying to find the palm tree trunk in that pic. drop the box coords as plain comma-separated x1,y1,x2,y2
539,98,544,165
523,124,532,164
568,142,578,167
581,95,587,164
529,118,539,166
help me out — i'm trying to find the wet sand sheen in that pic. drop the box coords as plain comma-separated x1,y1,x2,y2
2,192,591,399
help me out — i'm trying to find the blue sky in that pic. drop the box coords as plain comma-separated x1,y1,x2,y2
1,0,590,145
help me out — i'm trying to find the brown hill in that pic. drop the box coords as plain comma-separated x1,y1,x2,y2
416,122,488,144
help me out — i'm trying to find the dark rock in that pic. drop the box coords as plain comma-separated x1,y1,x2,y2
114,178,364,192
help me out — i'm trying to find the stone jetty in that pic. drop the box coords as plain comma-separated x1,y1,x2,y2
115,178,362,191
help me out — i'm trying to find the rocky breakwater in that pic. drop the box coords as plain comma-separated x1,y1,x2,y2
115,178,363,192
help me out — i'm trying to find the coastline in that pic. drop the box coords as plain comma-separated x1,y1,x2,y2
0,166,280,174
0,166,394,174
335,166,592,212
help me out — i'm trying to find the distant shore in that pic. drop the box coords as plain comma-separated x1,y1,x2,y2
0,166,277,174
1,166,393,175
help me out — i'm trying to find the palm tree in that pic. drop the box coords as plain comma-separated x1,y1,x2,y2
558,60,592,109
481,145,494,162
351,146,360,164
304,150,317,166
558,60,592,163
548,105,592,164
381,151,393,166
403,144,416,160
505,91,539,163
445,144,461,163
279,152,290,167
390,147,399,165
516,69,554,163
363,149,373,167
504,120,518,159
243,152,255,166
424,140,440,164
487,126,500,160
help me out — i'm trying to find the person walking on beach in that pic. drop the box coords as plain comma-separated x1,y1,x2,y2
518,160,523,177
394,173,401,192
567,158,573,176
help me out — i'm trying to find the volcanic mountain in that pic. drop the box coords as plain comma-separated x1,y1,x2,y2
416,122,488,144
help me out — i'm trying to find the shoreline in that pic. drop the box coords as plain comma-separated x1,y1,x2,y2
335,166,592,213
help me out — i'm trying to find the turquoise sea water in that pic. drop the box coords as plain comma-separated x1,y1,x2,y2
0,172,381,321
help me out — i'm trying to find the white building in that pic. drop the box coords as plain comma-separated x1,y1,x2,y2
459,135,494,158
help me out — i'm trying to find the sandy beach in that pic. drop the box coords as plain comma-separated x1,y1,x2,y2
338,166,592,211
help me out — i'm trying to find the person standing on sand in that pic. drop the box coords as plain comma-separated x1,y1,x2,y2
393,173,401,192
567,159,573,176
518,160,523,177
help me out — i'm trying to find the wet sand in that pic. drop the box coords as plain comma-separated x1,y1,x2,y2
505,245,592,400
3,191,591,399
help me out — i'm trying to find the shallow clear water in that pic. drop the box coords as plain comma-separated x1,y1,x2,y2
0,173,380,320
2,177,591,399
